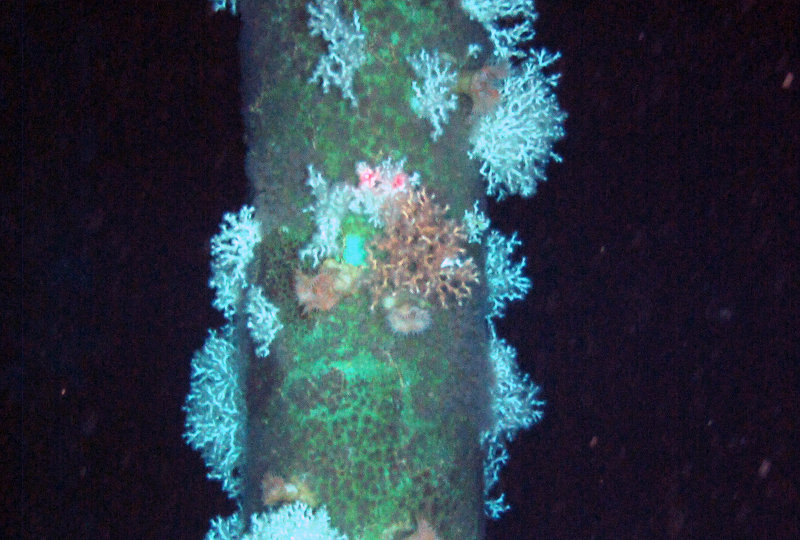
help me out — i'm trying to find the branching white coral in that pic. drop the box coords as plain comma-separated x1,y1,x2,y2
244,503,347,540
205,512,244,540
407,49,459,141
209,206,263,319
469,51,566,199
461,0,538,59
485,229,532,318
245,286,283,358
349,157,419,226
463,200,491,243
300,159,421,265
481,324,545,518
299,165,354,267
307,0,367,107
208,0,237,14
183,326,246,498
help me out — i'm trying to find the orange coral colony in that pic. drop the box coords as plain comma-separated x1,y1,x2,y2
294,259,366,314
369,188,479,309
294,266,341,314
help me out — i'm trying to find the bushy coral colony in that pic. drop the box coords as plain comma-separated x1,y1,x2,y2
407,49,459,141
307,0,366,107
187,0,566,538
468,50,566,199
184,326,246,499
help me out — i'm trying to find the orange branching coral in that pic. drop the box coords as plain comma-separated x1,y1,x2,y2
369,188,479,309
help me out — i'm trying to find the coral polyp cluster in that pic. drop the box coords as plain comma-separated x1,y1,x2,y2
369,188,479,309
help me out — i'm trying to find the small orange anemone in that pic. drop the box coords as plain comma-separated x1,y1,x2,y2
294,267,340,313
